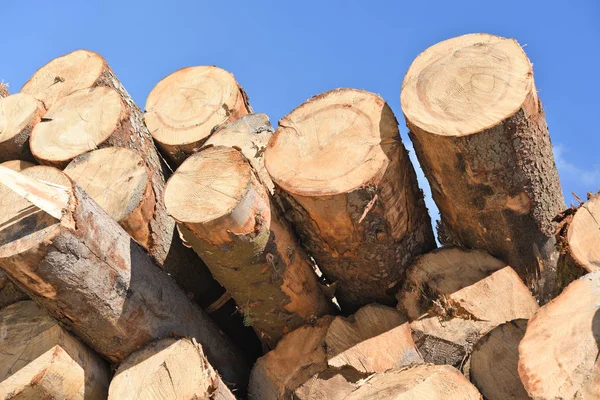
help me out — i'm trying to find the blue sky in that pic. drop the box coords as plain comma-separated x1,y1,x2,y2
1,0,599,220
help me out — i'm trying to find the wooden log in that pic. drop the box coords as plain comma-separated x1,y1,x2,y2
109,338,235,400
145,66,252,167
264,88,436,312
518,271,600,399
0,94,45,163
205,113,274,192
165,146,330,348
469,319,529,400
554,192,600,290
402,33,565,301
0,301,109,399
249,304,423,399
0,166,249,388
398,248,538,369
0,160,36,171
343,364,482,400
0,270,28,309
0,82,8,98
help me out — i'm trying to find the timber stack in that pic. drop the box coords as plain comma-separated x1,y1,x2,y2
0,32,597,399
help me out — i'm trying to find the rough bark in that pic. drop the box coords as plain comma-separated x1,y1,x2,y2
21,50,261,359
343,364,482,400
265,88,436,312
554,192,600,291
249,304,422,399
0,93,45,163
469,319,530,400
398,248,538,370
205,113,274,193
518,270,600,399
402,33,565,301
166,146,330,348
144,65,252,167
109,338,235,400
0,166,248,388
0,301,110,400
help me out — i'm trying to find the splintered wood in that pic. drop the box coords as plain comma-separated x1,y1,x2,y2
402,33,565,300
265,88,435,312
145,66,251,167
0,301,109,399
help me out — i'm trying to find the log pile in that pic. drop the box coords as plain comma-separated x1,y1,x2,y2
0,32,597,399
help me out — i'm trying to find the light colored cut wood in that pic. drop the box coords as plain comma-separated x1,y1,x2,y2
205,113,274,192
0,94,45,162
30,87,125,168
518,271,600,399
0,301,109,399
65,147,153,248
398,248,538,369
0,160,35,171
249,304,422,399
469,319,529,400
344,364,482,400
166,146,329,348
265,88,435,311
402,33,564,300
145,66,251,167
0,83,9,98
109,338,235,400
0,166,249,388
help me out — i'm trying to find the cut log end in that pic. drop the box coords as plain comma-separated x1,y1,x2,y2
265,88,398,196
0,93,45,162
0,160,36,172
65,147,153,248
401,33,533,137
145,66,251,167
109,338,234,400
518,271,600,399
21,49,106,110
470,319,529,400
30,87,125,168
565,193,600,272
0,301,109,400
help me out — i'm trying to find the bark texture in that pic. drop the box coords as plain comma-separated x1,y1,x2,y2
0,301,110,400
0,167,248,388
402,33,565,301
266,89,436,312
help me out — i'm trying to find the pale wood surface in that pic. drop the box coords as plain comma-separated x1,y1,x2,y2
0,93,44,162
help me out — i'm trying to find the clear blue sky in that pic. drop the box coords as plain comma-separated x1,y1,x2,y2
2,0,599,217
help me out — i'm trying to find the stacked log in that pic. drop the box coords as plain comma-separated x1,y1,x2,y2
401,33,565,300
0,83,8,98
0,165,248,388
249,304,422,399
108,338,234,400
0,270,28,309
265,88,436,312
397,248,539,369
518,271,600,398
0,93,44,162
144,66,252,167
165,146,330,348
0,301,110,399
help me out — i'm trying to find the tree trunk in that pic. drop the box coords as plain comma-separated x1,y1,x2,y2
109,338,235,400
0,94,45,163
264,88,436,312
554,192,600,291
205,113,274,193
402,33,565,301
0,301,110,400
249,304,422,400
0,166,249,388
469,319,529,400
343,365,482,400
398,248,538,369
518,271,600,399
165,146,330,348
144,66,252,167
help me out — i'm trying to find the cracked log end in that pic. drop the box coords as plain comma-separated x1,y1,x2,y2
108,338,234,400
144,66,251,167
